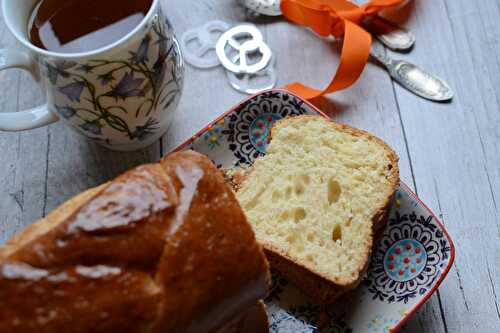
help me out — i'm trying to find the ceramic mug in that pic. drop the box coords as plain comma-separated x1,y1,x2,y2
0,0,184,151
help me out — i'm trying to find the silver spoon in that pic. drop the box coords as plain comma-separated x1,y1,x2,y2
239,0,282,17
239,0,415,51
370,48,453,102
364,16,415,52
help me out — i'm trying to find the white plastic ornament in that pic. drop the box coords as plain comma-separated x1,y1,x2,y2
215,25,272,74
180,20,230,68
226,55,277,94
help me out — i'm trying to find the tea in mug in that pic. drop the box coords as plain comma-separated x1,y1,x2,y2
29,0,153,53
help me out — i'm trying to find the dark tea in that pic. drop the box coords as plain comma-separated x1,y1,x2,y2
29,0,153,53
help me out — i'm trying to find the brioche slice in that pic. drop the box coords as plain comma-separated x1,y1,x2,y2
233,116,399,303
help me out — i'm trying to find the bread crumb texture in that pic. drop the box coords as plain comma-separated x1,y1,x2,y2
236,116,398,285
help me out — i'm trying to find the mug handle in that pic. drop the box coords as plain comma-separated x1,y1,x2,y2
0,48,59,131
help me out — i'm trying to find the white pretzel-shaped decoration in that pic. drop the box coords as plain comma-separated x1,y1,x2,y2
180,20,230,69
226,55,276,94
215,25,272,74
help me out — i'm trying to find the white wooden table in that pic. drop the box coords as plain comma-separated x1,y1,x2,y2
0,0,498,331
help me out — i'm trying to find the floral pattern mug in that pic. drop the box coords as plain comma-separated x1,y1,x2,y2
0,0,183,151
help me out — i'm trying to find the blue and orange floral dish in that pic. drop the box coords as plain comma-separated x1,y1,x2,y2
174,89,455,333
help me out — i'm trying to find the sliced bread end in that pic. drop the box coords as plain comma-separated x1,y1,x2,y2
232,115,399,302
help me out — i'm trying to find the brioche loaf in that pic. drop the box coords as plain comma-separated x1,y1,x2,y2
215,301,268,333
0,151,270,333
231,116,399,303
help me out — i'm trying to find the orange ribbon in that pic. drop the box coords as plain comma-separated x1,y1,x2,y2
281,0,407,100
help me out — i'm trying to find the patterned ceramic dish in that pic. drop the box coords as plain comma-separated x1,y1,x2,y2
173,89,455,333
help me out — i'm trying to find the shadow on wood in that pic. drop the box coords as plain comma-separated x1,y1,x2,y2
309,95,351,117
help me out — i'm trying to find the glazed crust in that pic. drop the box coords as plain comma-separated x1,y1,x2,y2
0,151,270,333
230,115,400,304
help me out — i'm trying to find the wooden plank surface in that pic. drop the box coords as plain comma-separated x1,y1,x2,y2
0,22,48,242
0,0,498,331
388,0,500,331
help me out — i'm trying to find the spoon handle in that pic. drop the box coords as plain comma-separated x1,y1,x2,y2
364,16,415,52
370,50,454,102
369,48,394,68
